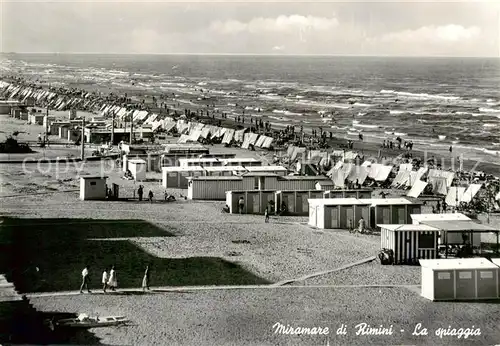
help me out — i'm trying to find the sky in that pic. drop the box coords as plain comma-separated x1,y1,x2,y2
0,0,499,57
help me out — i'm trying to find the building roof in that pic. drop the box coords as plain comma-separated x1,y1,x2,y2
419,258,499,270
277,190,326,194
421,220,498,232
241,172,280,177
188,176,242,181
227,190,278,194
223,158,261,163
491,258,500,266
370,197,419,206
205,165,246,172
179,158,221,163
162,166,205,172
378,224,441,232
245,165,287,171
128,159,147,164
324,188,374,192
280,176,331,181
308,198,371,206
411,213,471,222
79,175,108,179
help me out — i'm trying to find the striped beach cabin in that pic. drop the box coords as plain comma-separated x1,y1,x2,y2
379,224,441,265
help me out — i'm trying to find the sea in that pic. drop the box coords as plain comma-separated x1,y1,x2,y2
1,54,500,162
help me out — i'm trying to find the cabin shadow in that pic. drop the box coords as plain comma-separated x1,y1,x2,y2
0,217,269,293
0,302,103,345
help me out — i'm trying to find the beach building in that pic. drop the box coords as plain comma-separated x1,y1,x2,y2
371,198,422,227
84,127,153,144
160,153,235,167
323,189,373,199
315,181,335,191
419,258,499,301
222,158,262,167
123,154,161,173
43,116,56,131
162,166,205,188
308,197,422,230
308,198,372,229
239,165,288,176
187,174,332,200
410,213,480,246
225,190,277,214
415,220,498,256
179,157,224,167
127,159,147,181
79,175,108,200
379,224,441,264
0,100,24,114
275,190,325,215
67,129,80,142
204,166,244,176
29,113,44,125
162,143,209,155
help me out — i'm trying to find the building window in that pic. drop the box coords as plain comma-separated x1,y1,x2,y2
90,182,96,186
459,271,472,280
480,271,493,279
437,272,451,280
418,233,434,249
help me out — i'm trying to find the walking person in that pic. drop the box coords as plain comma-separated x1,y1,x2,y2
148,190,154,203
238,196,245,214
102,268,108,293
142,265,150,292
138,185,143,201
79,265,91,294
107,266,117,292
264,207,269,223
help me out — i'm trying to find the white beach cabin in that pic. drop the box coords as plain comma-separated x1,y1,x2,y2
128,159,147,181
419,258,499,301
80,175,108,201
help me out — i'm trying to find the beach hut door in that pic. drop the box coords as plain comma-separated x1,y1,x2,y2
330,207,339,228
397,207,406,224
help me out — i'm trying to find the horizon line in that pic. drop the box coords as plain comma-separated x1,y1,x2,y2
1,52,499,59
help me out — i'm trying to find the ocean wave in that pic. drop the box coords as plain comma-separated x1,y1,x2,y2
479,107,500,113
284,111,302,116
380,89,460,101
353,123,380,129
352,103,373,107
385,131,407,136
483,123,498,128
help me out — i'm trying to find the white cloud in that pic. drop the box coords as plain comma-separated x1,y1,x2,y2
379,24,481,43
209,15,339,35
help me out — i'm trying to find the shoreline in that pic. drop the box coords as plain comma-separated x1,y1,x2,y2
1,76,499,177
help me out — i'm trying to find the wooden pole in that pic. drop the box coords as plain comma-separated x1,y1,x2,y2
81,117,85,161
130,113,134,144
111,112,115,146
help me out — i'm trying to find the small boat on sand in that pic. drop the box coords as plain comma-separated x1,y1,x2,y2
55,313,129,328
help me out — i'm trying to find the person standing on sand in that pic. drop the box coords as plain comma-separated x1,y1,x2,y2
102,268,108,293
107,266,117,291
358,217,366,234
238,197,245,214
138,185,143,201
148,190,154,203
142,265,150,292
79,265,91,294
264,207,269,223
436,200,441,213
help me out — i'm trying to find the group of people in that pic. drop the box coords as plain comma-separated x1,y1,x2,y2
237,196,287,222
432,199,449,214
79,265,151,293
137,185,154,202
348,217,366,234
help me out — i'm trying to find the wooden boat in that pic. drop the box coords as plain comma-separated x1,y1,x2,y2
56,313,129,328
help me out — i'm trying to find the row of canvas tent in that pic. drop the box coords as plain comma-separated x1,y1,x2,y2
327,162,394,187
0,82,102,112
286,146,360,163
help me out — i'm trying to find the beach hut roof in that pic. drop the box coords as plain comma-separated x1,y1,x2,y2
369,197,419,206
419,258,498,270
377,224,440,232
187,176,242,181
308,198,372,206
421,220,498,232
411,213,471,222
162,166,205,172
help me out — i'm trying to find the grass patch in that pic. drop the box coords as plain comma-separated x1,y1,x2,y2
0,217,269,293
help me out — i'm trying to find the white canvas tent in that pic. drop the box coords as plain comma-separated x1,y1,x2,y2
407,180,428,198
461,184,482,203
445,187,467,207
